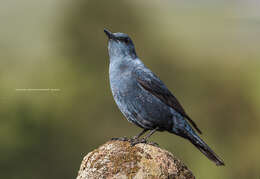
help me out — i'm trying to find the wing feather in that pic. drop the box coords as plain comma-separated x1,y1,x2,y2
133,68,202,134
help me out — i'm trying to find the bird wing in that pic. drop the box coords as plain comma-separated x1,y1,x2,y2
133,67,202,134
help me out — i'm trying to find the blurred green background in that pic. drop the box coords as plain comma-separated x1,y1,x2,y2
1,0,260,178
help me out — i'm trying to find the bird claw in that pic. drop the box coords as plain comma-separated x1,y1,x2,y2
146,141,159,147
130,138,159,147
110,136,159,147
132,135,139,140
110,136,129,141
130,138,146,146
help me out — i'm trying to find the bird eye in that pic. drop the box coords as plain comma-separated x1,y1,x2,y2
123,38,129,43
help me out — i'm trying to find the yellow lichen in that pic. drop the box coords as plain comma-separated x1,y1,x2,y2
108,141,142,177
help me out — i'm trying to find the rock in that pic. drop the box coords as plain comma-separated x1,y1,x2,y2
76,140,195,179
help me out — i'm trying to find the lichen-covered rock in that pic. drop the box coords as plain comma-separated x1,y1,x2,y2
76,140,195,179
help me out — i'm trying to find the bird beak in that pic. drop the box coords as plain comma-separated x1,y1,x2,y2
104,28,115,39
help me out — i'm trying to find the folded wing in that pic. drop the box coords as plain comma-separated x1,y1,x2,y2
133,67,202,134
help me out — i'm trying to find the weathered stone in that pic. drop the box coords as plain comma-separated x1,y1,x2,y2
76,140,195,179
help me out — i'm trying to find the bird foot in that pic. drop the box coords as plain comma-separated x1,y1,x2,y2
129,138,159,147
146,141,159,147
110,136,129,141
110,137,159,147
130,138,146,146
132,135,139,140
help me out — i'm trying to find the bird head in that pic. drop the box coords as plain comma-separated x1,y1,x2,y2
104,28,137,59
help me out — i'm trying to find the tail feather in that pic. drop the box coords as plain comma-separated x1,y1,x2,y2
188,133,225,166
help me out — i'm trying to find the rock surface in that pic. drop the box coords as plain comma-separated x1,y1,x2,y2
76,140,195,179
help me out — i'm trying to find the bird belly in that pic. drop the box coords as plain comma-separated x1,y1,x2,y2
131,88,174,130
111,79,173,130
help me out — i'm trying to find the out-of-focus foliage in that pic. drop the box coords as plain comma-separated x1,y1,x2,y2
1,0,260,178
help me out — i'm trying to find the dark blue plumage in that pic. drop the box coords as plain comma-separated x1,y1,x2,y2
104,28,224,166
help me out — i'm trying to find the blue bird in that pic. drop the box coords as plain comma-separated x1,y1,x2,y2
104,28,224,166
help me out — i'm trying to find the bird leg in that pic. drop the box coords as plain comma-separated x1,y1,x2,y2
130,127,159,146
143,127,158,140
110,136,129,141
132,129,148,140
111,129,148,142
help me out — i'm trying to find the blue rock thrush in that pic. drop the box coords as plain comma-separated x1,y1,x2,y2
104,28,224,166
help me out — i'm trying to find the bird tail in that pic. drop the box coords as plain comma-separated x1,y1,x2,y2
186,132,225,166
